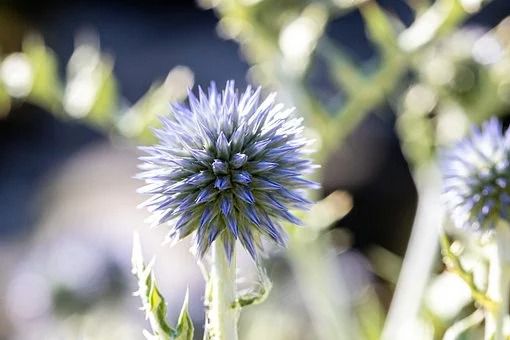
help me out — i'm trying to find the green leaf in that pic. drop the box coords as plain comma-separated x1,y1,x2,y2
175,289,194,340
235,265,272,308
132,232,176,340
149,279,175,338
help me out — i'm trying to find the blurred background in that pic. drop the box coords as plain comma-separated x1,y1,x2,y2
1,0,510,339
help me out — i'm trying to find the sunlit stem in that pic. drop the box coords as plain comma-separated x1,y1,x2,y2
207,240,239,340
443,309,484,340
382,164,442,340
485,221,510,340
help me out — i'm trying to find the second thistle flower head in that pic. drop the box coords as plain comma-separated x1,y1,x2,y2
138,81,318,259
441,118,510,231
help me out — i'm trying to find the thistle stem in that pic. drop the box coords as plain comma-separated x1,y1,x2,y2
207,240,239,340
485,221,510,340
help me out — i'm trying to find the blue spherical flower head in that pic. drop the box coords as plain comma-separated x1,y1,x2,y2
138,81,318,260
441,118,510,231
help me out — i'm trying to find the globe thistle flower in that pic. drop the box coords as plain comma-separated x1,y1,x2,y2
441,118,510,231
138,81,318,259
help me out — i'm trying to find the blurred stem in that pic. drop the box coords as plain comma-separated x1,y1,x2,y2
288,232,354,340
317,41,407,157
381,163,442,340
485,221,510,340
399,0,468,53
207,241,239,340
443,309,484,340
317,38,365,96
407,0,433,15
440,233,497,311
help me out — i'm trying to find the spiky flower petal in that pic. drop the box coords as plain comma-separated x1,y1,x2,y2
441,118,510,231
138,81,318,259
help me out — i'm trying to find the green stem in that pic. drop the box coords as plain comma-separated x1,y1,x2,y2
288,234,354,340
440,233,497,311
485,221,510,340
207,240,239,340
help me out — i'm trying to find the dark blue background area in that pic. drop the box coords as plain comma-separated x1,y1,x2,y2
32,1,249,101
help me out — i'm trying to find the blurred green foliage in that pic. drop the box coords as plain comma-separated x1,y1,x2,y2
198,0,510,339
2,0,510,339
0,33,194,143
202,0,508,166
